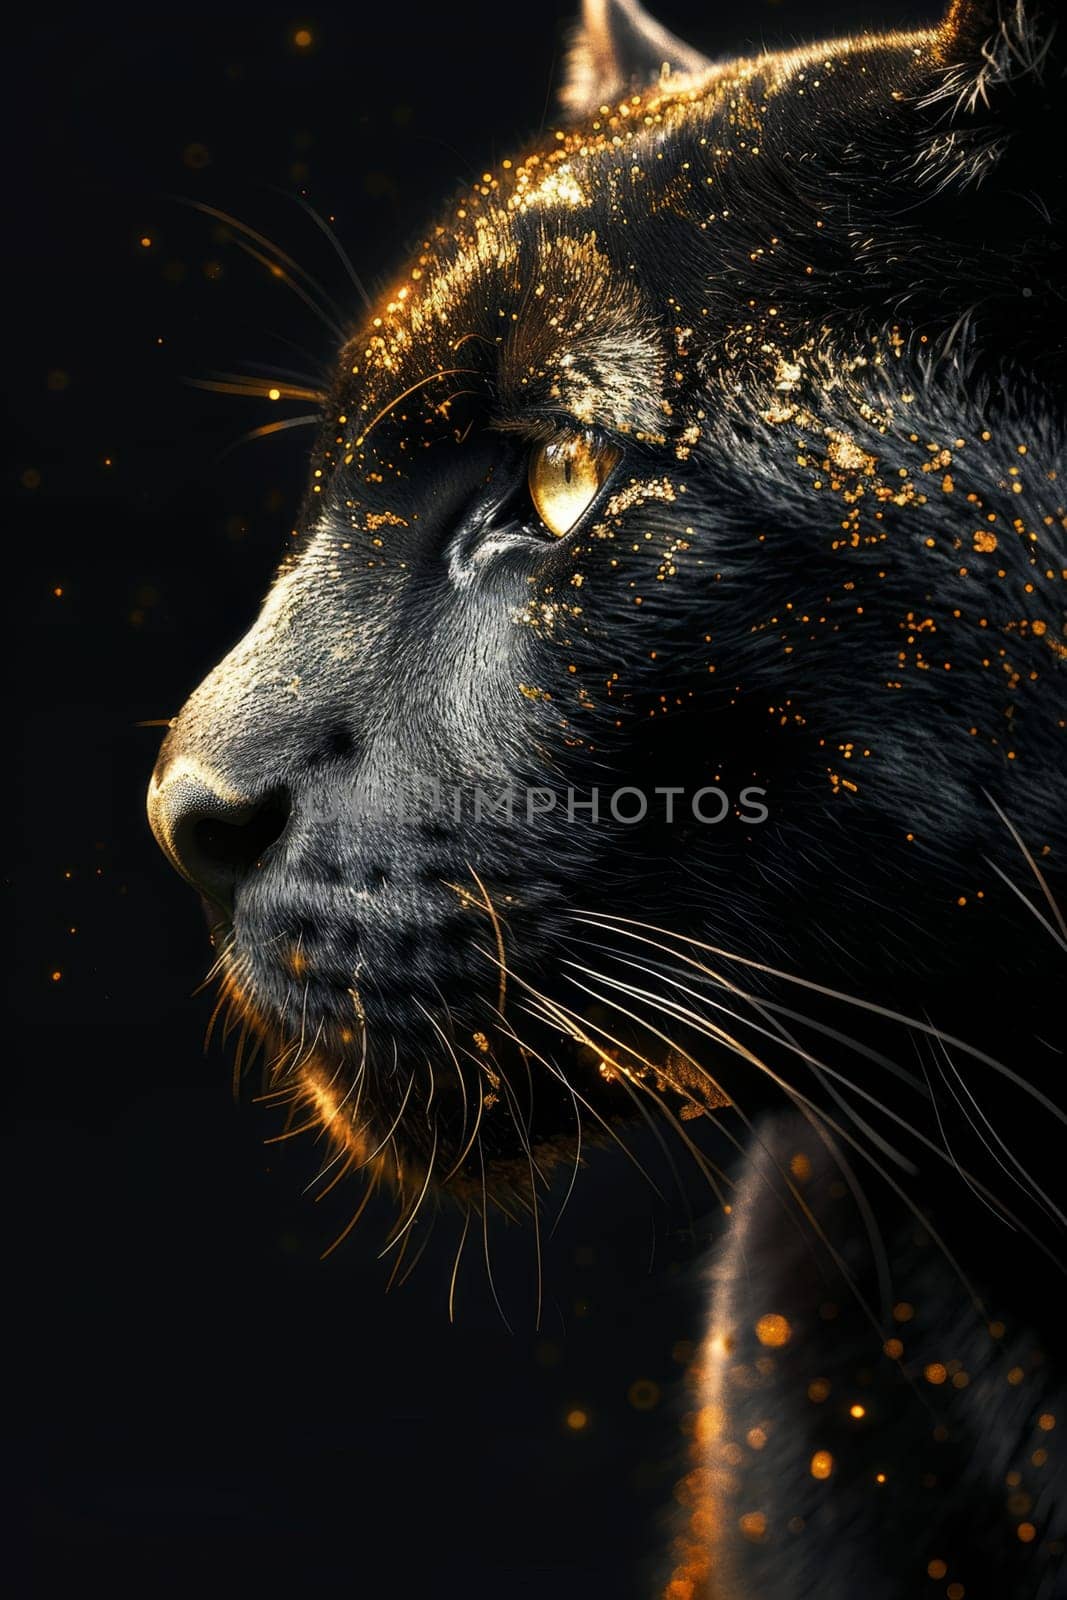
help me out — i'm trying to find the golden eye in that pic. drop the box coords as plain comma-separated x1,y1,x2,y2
528,433,621,537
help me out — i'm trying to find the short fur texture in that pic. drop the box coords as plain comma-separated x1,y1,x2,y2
149,2,1065,1592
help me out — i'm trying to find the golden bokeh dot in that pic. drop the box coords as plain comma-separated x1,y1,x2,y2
883,1338,904,1360
628,1379,661,1412
850,1403,866,1419
927,1558,947,1579
924,1363,948,1385
789,1152,812,1180
293,26,314,48
892,1301,915,1323
809,1450,834,1480
755,1313,791,1348
807,1378,831,1403
1017,1523,1037,1543
1038,1412,1056,1431
565,1408,588,1431
946,1584,965,1600
738,1511,766,1541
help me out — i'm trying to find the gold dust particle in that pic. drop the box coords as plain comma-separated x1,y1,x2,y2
884,1338,904,1359
808,1378,831,1402
1007,1366,1024,1386
989,1320,1006,1339
1038,1412,1056,1430
268,387,281,401
875,1472,887,1484
924,1363,948,1385
293,27,314,48
973,530,998,553
755,1313,791,1348
139,235,152,249
565,1408,588,1431
927,1559,948,1580
789,1152,812,1180
947,1585,965,1600
1018,1523,1037,1543
628,1379,661,1411
50,970,62,982
747,1426,768,1450
892,1301,914,1323
53,587,63,598
809,1451,834,1480
738,1512,767,1541
471,1031,489,1054
850,1404,866,1419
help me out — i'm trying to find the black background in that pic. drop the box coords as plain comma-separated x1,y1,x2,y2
8,2,940,1594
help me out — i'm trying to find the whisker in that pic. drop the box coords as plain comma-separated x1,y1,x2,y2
178,197,349,338
984,787,1067,942
281,188,373,312
572,914,1067,1128
219,414,322,454
479,1142,513,1333
449,1204,472,1324
186,375,327,404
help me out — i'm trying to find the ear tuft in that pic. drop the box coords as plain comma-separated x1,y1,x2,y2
561,0,711,120
937,0,1061,115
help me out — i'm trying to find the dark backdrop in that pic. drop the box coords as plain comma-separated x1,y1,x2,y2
8,2,940,1594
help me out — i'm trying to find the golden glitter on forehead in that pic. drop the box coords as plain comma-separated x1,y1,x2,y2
320,23,947,483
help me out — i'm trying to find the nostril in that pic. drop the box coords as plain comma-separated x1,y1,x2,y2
183,794,290,880
149,765,290,913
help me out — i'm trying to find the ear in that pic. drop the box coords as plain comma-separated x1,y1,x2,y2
560,0,711,120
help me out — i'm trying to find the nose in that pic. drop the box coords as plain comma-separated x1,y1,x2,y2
147,758,290,913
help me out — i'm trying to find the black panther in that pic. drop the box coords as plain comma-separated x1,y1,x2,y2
148,1,1064,1592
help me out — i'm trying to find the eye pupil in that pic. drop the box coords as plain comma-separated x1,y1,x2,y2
528,432,621,538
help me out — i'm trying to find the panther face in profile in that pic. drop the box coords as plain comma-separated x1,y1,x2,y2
149,2,1063,1584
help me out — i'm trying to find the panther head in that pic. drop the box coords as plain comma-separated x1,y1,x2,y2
148,0,1064,1214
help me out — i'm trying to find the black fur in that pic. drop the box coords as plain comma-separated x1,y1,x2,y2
148,2,1065,1592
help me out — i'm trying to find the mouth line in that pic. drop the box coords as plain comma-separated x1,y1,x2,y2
206,925,735,1213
